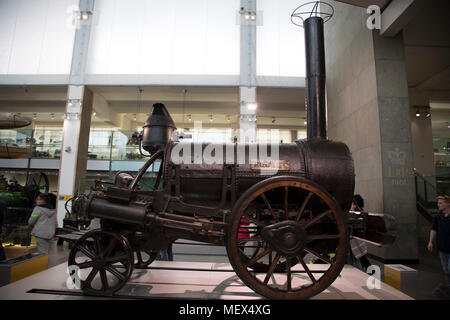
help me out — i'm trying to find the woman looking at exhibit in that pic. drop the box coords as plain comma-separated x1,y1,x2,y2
28,193,57,255
428,195,450,299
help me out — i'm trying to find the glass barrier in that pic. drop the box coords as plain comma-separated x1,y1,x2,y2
433,137,450,168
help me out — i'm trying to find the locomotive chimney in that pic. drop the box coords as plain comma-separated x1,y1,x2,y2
304,16,327,140
142,103,177,154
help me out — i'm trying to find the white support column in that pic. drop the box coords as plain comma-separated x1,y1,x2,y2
238,0,257,143
56,86,93,226
56,0,95,227
239,87,257,143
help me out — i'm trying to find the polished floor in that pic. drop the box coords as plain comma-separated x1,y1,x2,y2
39,237,447,300
1,252,412,300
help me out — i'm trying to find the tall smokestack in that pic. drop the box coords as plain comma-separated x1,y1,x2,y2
304,16,327,140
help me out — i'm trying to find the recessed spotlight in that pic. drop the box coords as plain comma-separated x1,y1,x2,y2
246,103,257,111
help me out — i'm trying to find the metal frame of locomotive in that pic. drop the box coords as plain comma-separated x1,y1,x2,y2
66,3,395,299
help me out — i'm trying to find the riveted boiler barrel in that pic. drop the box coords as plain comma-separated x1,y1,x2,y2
164,139,354,211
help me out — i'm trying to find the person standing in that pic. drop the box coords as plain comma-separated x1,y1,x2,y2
28,193,57,255
348,194,371,271
428,195,450,299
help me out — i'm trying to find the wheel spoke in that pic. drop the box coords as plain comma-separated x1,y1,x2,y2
304,247,333,264
84,267,98,288
76,245,96,260
100,269,109,291
286,257,292,291
245,248,272,267
250,246,261,260
284,186,289,220
298,256,316,283
304,209,333,228
260,193,279,221
242,214,265,228
264,253,280,284
94,234,103,257
106,265,125,281
295,191,313,222
77,260,96,269
307,234,341,242
103,238,117,257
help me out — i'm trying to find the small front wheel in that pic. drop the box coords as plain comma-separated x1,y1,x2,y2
68,230,134,296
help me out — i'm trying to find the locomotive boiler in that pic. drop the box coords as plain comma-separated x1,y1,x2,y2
65,4,395,299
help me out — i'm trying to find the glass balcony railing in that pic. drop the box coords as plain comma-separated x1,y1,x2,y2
0,128,150,160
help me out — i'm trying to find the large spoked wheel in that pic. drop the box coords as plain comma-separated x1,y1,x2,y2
227,176,348,300
68,230,134,296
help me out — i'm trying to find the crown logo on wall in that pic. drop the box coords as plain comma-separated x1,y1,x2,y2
388,147,406,166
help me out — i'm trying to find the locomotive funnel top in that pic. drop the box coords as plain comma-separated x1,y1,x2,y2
142,103,177,154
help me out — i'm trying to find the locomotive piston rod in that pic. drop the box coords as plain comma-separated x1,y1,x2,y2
86,196,225,240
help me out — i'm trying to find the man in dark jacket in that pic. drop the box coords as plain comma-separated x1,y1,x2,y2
428,195,450,299
0,196,7,261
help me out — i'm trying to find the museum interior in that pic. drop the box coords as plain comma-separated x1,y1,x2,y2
0,0,449,302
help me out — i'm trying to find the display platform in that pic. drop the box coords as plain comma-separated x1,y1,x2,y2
0,261,413,300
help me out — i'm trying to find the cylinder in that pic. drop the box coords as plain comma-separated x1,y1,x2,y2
87,197,148,225
304,17,327,140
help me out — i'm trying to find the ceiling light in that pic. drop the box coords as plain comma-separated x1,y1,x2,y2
246,103,257,111
133,114,137,121
209,115,213,122
227,115,231,123
33,113,37,120
415,110,420,117
424,111,430,118
188,114,192,121
51,113,55,120
93,111,96,116
79,11,91,21
271,117,276,124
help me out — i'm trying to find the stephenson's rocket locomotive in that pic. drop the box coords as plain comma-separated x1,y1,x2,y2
64,3,395,299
